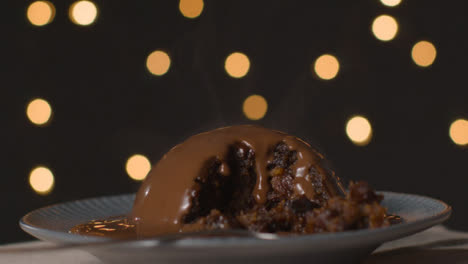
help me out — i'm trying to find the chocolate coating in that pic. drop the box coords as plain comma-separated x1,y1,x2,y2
131,125,345,237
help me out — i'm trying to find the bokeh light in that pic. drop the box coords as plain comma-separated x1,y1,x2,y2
380,0,402,7
126,154,152,181
26,98,52,125
179,0,204,19
29,167,54,195
411,41,437,67
69,1,98,26
225,52,250,78
27,1,55,26
243,95,268,120
372,15,398,41
146,50,171,76
449,119,468,146
314,54,340,80
346,116,373,146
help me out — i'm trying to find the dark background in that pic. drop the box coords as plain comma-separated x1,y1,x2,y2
2,0,467,244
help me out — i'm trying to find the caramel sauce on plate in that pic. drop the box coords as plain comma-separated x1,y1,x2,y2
69,214,402,239
69,216,137,239
386,214,403,225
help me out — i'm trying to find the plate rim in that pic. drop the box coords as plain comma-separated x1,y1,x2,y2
19,191,452,247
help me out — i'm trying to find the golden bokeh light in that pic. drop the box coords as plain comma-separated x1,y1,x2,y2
69,1,98,26
314,54,340,80
26,98,52,125
27,1,55,26
126,154,152,181
225,52,250,78
380,0,402,7
29,166,54,195
449,119,468,146
372,15,398,41
146,50,171,76
346,116,373,146
411,41,437,67
243,95,268,120
179,0,204,19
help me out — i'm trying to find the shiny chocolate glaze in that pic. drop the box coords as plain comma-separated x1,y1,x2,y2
69,216,136,238
131,125,345,237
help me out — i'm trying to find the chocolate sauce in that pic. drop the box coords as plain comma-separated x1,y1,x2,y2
386,214,403,225
69,214,403,238
131,125,345,237
69,216,136,239
71,125,405,239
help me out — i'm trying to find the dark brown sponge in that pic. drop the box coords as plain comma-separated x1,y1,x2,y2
181,141,389,234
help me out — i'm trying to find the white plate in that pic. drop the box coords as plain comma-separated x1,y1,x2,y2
20,192,451,264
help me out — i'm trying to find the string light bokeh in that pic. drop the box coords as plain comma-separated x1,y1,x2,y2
146,50,171,76
243,95,268,120
313,54,340,80
19,0,462,197
26,98,52,126
450,119,468,146
412,41,437,67
69,0,98,26
179,0,204,19
27,1,55,26
346,116,373,146
29,167,54,195
225,52,250,78
126,155,152,181
380,0,402,7
372,15,398,41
